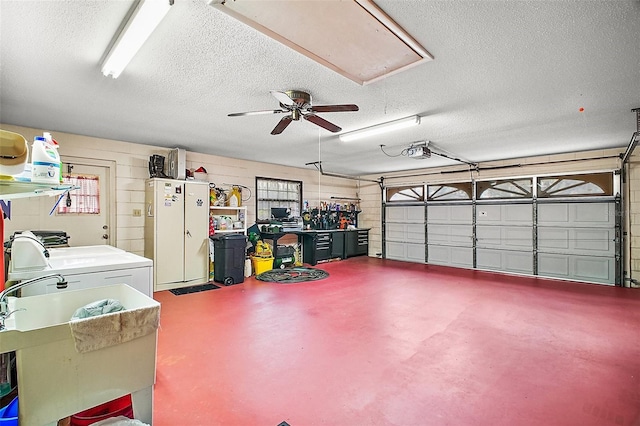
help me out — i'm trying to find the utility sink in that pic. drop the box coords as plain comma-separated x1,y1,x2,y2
0,284,159,426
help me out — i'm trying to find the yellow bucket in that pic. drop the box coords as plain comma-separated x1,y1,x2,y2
252,255,274,275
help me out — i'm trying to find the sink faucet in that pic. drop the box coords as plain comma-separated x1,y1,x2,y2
0,274,68,327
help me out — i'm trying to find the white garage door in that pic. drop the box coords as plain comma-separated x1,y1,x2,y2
537,202,616,285
385,205,425,263
383,172,620,286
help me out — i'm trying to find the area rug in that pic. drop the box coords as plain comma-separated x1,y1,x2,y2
256,267,329,283
169,283,220,295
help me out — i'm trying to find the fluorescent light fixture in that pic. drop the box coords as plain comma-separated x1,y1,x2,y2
101,0,172,78
339,115,420,142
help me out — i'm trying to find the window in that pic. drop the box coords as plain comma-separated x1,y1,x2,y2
255,177,302,222
386,185,425,202
477,178,533,199
427,183,472,201
537,173,613,197
57,174,100,214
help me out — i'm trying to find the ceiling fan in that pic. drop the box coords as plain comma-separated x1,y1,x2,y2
228,90,359,135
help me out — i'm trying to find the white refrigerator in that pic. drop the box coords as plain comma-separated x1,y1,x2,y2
145,178,209,291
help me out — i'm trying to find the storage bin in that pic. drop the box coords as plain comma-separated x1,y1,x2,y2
69,394,133,426
0,396,18,426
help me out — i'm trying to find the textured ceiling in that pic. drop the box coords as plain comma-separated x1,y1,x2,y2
1,0,639,177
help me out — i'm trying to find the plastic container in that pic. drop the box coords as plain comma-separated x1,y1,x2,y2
244,257,252,277
43,132,62,183
227,186,241,207
0,396,18,426
31,136,60,184
69,394,133,426
252,255,274,275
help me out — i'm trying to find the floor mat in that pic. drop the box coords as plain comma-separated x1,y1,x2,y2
256,267,329,283
169,283,220,295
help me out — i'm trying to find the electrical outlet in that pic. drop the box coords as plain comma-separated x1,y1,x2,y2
133,209,142,217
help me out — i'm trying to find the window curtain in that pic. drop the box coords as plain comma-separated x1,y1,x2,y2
58,175,100,214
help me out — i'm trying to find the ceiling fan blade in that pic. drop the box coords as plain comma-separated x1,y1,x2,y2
271,115,293,135
228,109,287,117
310,104,359,113
303,114,342,133
270,90,296,107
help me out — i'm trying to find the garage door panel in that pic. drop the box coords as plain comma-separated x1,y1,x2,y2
406,224,425,243
574,229,613,252
385,223,405,241
427,205,472,224
406,243,426,263
386,241,424,263
476,204,532,225
428,245,473,267
573,256,614,283
537,254,570,276
385,206,424,223
538,203,614,228
538,228,570,249
386,223,425,243
574,203,613,224
538,253,614,285
477,249,533,274
476,225,533,249
538,204,569,223
428,224,473,246
385,241,406,260
538,227,614,256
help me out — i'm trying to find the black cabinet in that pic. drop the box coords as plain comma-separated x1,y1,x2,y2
302,230,368,265
303,231,344,265
331,232,345,259
345,230,369,258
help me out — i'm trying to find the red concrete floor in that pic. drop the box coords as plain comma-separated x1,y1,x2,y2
152,257,640,426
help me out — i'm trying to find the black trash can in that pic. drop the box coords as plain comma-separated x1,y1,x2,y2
211,234,247,285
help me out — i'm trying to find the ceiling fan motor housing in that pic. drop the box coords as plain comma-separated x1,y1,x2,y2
283,90,312,109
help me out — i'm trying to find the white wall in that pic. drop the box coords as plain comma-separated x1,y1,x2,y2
1,124,360,256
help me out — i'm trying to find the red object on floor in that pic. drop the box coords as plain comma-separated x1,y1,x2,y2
69,394,133,426
153,257,640,426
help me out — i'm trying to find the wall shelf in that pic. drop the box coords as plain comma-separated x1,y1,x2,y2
0,180,77,201
210,206,247,235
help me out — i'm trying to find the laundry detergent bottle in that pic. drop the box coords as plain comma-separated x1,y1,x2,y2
31,136,61,183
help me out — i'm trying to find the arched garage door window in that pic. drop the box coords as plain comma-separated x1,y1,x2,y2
386,185,425,202
537,173,613,197
427,183,472,201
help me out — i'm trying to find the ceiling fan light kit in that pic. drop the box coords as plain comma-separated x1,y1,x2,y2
339,115,421,142
228,90,359,135
101,0,172,78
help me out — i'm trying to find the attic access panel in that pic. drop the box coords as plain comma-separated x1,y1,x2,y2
210,0,433,85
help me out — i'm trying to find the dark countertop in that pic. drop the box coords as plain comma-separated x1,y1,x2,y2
260,228,370,238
